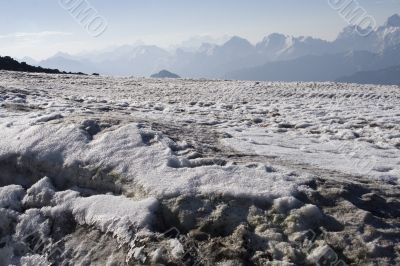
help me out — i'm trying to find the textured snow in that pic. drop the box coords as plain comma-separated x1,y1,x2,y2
0,80,308,200
22,176,55,208
223,126,400,180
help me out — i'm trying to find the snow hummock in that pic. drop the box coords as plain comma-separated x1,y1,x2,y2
0,117,304,200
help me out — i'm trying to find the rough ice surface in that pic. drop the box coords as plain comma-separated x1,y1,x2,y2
0,71,399,265
22,176,55,208
0,185,25,211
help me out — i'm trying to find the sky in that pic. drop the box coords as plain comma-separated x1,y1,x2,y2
0,0,399,60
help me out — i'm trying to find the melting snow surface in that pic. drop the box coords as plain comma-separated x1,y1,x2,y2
0,71,399,265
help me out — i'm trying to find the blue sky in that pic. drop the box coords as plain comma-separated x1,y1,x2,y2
0,0,399,59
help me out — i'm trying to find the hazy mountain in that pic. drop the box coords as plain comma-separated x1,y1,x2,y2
150,70,180,78
40,45,171,76
95,45,171,76
169,34,333,78
168,36,262,78
337,65,400,85
36,35,293,78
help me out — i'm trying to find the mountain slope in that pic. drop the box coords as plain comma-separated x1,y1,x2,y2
0,56,83,75
337,65,400,85
226,44,400,82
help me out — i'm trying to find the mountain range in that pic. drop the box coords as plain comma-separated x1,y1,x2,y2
26,14,400,84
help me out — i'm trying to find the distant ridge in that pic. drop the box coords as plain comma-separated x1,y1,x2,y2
0,56,85,75
151,70,180,78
